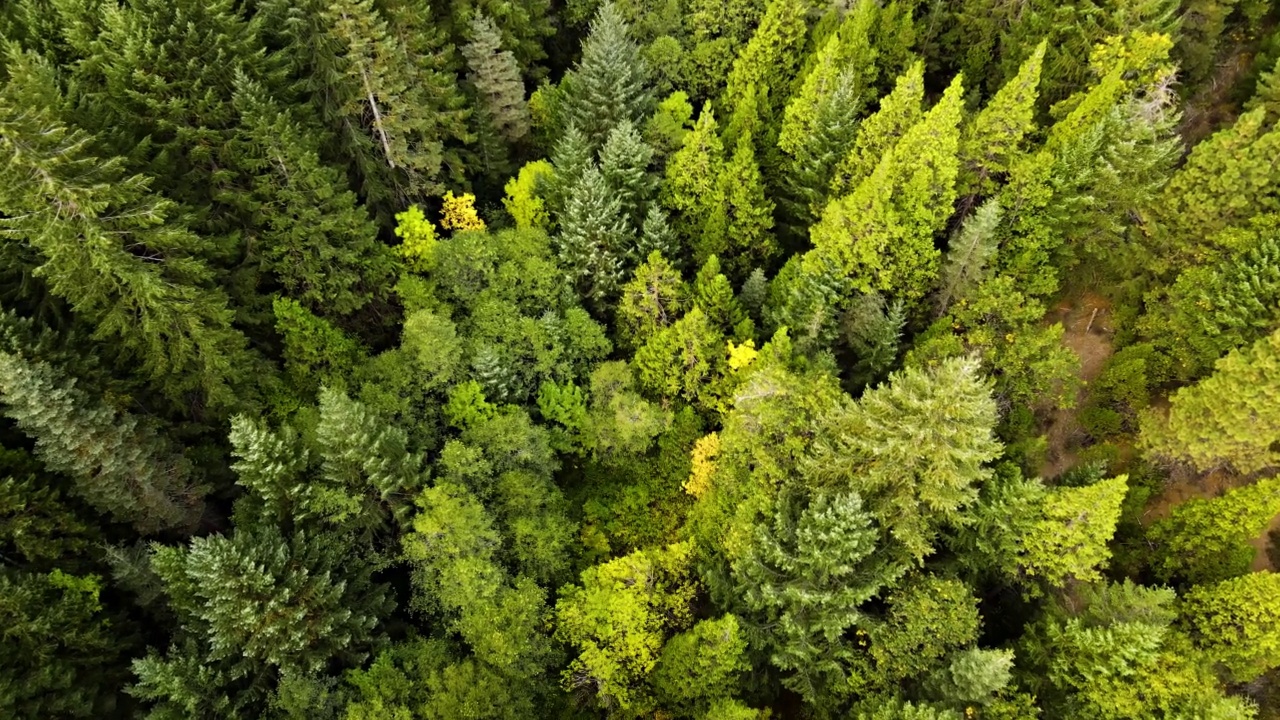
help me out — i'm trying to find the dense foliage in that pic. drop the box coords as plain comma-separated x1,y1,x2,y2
2,0,1280,717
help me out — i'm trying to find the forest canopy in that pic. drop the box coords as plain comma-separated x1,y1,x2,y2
2,0,1280,718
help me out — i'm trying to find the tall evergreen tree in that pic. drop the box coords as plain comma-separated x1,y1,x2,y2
958,41,1045,197
555,165,631,310
935,199,1003,315
461,13,531,144
599,120,657,231
0,47,253,408
1148,476,1280,585
661,107,726,251
711,132,776,278
560,1,653,150
829,62,924,198
720,0,807,121
0,336,204,535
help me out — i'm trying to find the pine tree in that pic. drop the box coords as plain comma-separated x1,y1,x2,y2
0,348,204,535
599,120,657,231
1181,571,1280,683
935,199,1003,315
1148,476,1280,584
462,13,531,144
958,41,1045,197
618,251,689,350
555,165,631,310
0,47,252,409
1140,327,1280,473
231,74,397,317
829,61,924,198
661,107,726,250
560,1,653,150
322,0,470,208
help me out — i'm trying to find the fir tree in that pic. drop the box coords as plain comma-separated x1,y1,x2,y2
1019,475,1127,588
1140,327,1280,474
560,1,653,150
842,291,906,390
0,348,204,535
958,41,1045,197
554,165,631,310
0,47,252,409
231,74,397,318
661,107,726,250
461,13,531,144
618,251,689,350
935,199,1003,315
635,206,682,266
546,123,594,220
714,132,776,280
720,0,807,121
829,61,924,198
693,255,751,338
599,120,657,231
1148,476,1280,585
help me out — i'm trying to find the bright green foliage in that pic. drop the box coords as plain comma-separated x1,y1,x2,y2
712,133,776,278
0,349,204,534
1020,581,1255,720
1148,476,1280,585
231,75,397,318
561,2,654,150
829,62,924,198
650,614,749,714
959,42,1044,196
644,90,694,155
809,75,963,304
808,356,1001,564
694,256,750,338
618,251,688,350
394,205,439,273
599,120,657,230
733,490,905,707
462,14,530,144
139,527,391,691
553,542,697,712
720,0,806,119
1019,476,1127,587
502,160,554,230
274,298,366,397
1140,328,1280,473
661,108,726,250
555,165,631,309
1151,106,1280,270
0,47,251,409
1181,571,1280,683
856,575,982,691
633,307,728,411
936,199,1002,315
852,698,962,720
0,570,125,718
402,482,551,675
342,638,535,720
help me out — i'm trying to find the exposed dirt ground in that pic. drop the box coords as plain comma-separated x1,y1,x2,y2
1039,292,1115,479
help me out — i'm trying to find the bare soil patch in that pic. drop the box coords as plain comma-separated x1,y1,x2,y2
1039,292,1115,479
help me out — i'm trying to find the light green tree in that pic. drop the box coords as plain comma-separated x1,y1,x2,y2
1149,476,1280,585
1181,571,1280,683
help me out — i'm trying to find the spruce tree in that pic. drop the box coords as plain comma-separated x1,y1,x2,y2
0,347,204,535
0,47,252,409
599,120,657,231
560,1,653,150
555,165,631,310
636,206,682,266
461,13,531,144
693,255,751,338
1140,327,1280,474
545,123,594,220
231,75,397,318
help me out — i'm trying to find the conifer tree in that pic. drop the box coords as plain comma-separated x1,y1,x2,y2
1181,571,1280,683
636,206,682,266
599,120,657,231
842,291,906,389
633,307,728,411
0,47,252,409
618,251,689,350
661,108,726,250
780,67,866,232
0,348,204,535
462,13,531,144
694,255,751,338
958,41,1045,197
231,75,397,317
720,0,807,121
1140,327,1280,474
545,123,594,220
1148,476,1280,584
808,356,1001,563
1019,475,1127,588
322,0,470,208
829,61,924,198
714,132,777,279
935,199,1003,315
555,165,631,310
560,1,653,150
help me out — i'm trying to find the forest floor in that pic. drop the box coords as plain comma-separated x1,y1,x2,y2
1039,292,1115,479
